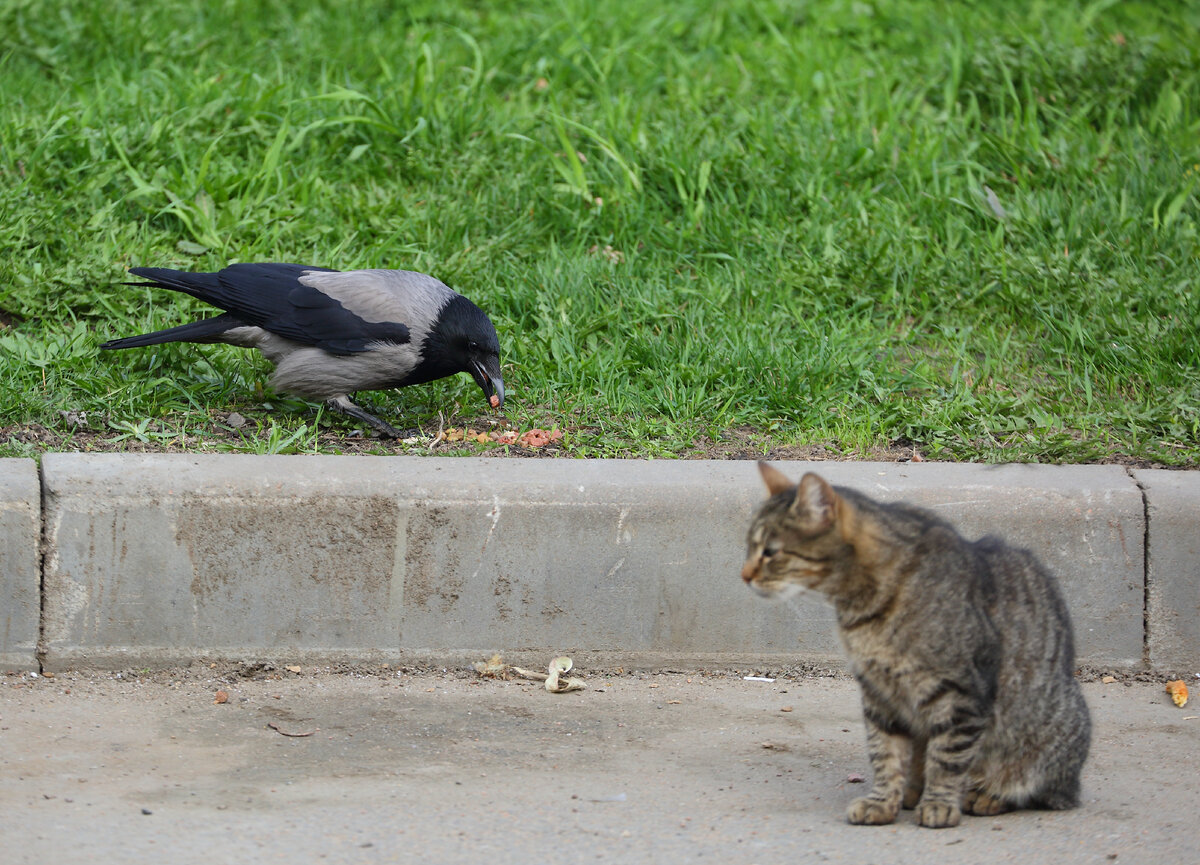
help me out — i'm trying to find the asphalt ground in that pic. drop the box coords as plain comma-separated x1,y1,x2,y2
2,666,1196,865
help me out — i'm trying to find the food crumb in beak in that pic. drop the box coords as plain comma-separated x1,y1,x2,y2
489,394,500,408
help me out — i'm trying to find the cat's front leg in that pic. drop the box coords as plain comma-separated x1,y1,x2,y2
903,736,926,809
846,713,911,826
913,694,989,828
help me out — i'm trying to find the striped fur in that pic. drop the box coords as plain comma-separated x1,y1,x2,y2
742,463,1090,828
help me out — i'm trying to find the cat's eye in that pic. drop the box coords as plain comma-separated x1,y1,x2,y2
763,542,783,558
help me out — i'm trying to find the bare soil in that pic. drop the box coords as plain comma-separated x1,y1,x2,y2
1,417,1185,467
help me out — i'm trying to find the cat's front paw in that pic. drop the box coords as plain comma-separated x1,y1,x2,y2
846,796,900,825
963,790,1008,816
915,799,962,828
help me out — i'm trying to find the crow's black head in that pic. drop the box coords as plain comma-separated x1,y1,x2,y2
421,294,504,408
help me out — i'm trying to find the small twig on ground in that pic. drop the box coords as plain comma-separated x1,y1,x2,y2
266,722,318,738
430,411,446,450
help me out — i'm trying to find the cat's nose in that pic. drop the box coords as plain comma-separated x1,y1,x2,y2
740,559,758,583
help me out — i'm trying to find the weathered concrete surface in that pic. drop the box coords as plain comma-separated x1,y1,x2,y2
1,669,1195,865
39,455,1144,669
1135,469,1200,671
0,458,40,670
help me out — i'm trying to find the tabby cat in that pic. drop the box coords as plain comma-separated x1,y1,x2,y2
742,463,1090,828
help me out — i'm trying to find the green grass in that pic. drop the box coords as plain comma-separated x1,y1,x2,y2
2,0,1198,462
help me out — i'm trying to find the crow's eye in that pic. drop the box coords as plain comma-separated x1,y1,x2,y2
468,340,481,353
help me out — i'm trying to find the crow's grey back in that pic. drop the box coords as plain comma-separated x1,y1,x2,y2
298,269,455,349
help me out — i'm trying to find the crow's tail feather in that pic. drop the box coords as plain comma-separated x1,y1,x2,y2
126,267,224,303
99,313,242,350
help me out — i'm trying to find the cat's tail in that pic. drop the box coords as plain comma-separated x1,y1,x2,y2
1030,786,1081,811
1029,695,1090,810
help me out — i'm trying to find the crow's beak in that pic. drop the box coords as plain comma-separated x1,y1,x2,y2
470,356,505,409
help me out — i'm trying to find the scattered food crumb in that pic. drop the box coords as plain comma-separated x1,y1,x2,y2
1165,679,1189,707
442,426,562,448
780,706,793,713
1102,675,1117,684
213,690,229,704
472,653,585,693
518,428,563,448
472,653,507,678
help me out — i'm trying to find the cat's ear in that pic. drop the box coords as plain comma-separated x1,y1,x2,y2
792,472,837,533
757,461,795,497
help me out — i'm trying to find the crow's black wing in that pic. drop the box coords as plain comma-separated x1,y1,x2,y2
128,263,411,354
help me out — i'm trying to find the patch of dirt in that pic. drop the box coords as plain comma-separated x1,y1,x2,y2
0,417,555,458
7,661,840,689
2,416,1193,467
680,426,921,462
0,419,906,461
1076,665,1195,684
14,661,1175,689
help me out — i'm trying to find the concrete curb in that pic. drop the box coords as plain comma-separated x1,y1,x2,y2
0,459,40,669
1,454,1194,671
1134,469,1200,671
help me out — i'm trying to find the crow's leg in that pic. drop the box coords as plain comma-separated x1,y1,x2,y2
325,395,402,439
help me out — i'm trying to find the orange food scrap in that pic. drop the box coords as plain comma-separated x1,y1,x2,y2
214,690,229,704
489,394,501,408
442,426,560,448
518,428,563,448
1165,680,1189,708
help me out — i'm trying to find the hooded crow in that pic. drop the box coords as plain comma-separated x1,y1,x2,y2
100,263,504,437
